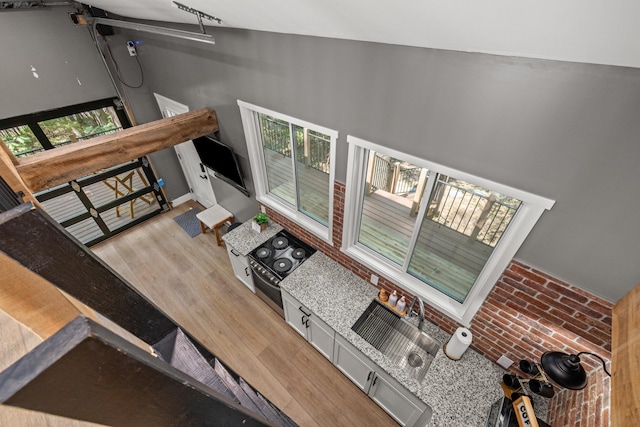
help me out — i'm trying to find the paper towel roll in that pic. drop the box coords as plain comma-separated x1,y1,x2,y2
444,327,472,360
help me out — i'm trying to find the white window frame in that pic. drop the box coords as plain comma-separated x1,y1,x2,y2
238,100,337,243
343,135,555,326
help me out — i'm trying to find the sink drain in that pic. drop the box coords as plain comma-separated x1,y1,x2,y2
407,352,423,367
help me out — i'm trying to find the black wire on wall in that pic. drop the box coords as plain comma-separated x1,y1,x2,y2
104,39,145,89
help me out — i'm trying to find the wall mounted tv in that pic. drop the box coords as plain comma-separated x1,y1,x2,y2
192,135,250,197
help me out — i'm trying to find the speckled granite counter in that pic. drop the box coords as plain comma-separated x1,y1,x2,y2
222,221,282,255
281,251,506,427
222,224,541,426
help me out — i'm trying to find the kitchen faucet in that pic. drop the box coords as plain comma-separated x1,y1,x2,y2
408,294,426,330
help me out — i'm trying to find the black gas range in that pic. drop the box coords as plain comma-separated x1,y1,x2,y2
248,230,316,317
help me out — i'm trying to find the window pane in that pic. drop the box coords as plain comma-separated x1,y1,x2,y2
38,107,122,147
408,175,522,302
102,195,160,232
293,125,331,225
39,190,88,223
84,167,153,207
66,217,104,244
358,151,427,265
0,125,44,157
259,114,296,205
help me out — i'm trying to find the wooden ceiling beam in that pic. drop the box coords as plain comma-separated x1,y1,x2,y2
15,108,219,193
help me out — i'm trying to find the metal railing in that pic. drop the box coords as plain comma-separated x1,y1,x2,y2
395,165,420,195
51,126,123,148
259,115,331,173
260,116,290,155
298,130,331,173
427,179,520,247
370,155,420,195
8,127,123,158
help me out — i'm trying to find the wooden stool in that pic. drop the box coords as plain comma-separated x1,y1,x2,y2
196,205,233,246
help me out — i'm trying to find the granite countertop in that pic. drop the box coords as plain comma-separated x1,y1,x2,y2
222,221,282,255
221,223,509,426
281,251,506,427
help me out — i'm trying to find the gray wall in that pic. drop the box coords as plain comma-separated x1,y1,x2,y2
0,8,116,119
3,10,638,303
106,24,639,303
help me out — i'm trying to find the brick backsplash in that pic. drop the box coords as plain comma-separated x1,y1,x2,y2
263,181,612,427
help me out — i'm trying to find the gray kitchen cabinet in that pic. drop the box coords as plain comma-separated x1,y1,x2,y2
225,243,255,292
333,334,429,427
282,290,335,362
333,331,378,391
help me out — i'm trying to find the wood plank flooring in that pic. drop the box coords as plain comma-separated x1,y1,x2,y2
92,201,397,427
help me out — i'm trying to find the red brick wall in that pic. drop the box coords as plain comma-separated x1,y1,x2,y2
477,262,612,427
263,181,612,426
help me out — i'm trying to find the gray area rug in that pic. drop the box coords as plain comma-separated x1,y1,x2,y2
173,208,202,238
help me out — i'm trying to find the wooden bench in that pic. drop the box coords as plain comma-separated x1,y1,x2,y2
196,205,233,246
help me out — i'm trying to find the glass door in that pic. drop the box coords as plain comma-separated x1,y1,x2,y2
0,98,168,246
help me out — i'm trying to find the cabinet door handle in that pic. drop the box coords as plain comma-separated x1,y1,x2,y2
372,376,378,387
301,315,307,325
298,306,311,317
367,371,372,382
305,319,310,329
230,249,239,257
200,174,208,180
244,267,250,276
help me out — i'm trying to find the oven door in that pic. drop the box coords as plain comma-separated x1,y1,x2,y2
250,268,284,318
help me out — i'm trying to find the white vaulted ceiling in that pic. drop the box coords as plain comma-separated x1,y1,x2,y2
80,0,639,68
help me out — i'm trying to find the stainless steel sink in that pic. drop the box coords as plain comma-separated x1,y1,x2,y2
352,300,441,383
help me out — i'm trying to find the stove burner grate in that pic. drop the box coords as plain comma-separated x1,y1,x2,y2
292,248,306,259
256,248,271,259
273,258,293,272
272,236,289,249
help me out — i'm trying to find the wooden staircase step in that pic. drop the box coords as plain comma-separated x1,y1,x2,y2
152,328,237,403
239,378,298,427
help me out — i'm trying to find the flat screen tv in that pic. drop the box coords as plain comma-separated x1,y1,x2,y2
192,135,249,197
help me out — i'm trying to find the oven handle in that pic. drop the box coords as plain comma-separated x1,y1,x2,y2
252,274,282,292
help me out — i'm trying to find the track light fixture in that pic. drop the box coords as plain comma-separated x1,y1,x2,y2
172,1,221,35
91,17,215,45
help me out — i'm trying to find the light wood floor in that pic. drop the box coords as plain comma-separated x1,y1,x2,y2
91,200,397,427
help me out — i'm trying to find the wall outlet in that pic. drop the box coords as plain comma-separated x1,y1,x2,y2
126,41,137,56
497,355,514,370
260,205,266,214
370,274,379,285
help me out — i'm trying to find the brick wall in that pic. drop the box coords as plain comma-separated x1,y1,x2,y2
264,181,612,426
476,262,612,427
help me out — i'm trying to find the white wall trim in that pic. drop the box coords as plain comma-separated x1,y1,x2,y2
171,193,194,206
